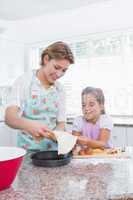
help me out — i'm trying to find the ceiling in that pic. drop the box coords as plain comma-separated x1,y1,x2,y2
0,0,110,21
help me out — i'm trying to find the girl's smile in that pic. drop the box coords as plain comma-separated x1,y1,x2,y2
82,94,103,123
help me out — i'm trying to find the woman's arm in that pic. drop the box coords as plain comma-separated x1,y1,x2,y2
5,106,56,141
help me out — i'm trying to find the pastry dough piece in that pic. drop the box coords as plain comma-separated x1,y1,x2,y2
92,148,104,154
106,148,118,154
53,130,77,155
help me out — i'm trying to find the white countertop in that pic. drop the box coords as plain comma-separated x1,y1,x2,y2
112,116,133,126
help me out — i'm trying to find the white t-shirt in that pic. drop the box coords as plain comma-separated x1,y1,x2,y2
72,114,113,132
6,70,66,122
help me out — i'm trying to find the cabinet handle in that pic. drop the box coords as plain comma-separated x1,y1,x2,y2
113,136,117,139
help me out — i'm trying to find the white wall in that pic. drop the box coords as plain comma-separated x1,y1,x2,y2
0,38,26,85
2,0,133,44
0,18,29,83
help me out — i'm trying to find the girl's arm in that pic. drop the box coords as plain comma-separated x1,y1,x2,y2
77,128,110,149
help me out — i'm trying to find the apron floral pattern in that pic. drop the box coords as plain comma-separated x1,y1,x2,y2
17,71,59,151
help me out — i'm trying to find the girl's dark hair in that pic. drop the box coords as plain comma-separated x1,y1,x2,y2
82,86,105,114
40,41,74,66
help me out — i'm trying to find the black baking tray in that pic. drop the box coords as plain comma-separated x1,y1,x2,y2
31,151,72,167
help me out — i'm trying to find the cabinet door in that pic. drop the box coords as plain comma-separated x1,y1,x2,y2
126,127,133,146
0,122,17,146
111,126,127,147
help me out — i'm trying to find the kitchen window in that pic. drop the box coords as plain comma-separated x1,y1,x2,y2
30,30,133,118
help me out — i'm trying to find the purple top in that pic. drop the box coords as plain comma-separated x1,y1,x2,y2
72,114,113,148
81,118,101,139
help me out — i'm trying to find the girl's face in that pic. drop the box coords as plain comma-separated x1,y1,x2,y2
82,94,103,123
42,56,70,84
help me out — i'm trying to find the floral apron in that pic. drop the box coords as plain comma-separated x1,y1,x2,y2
17,71,59,151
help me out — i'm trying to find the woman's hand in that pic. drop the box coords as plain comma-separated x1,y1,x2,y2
77,136,90,146
5,106,56,142
22,119,56,142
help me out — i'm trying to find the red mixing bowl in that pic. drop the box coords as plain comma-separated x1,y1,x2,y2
0,146,26,191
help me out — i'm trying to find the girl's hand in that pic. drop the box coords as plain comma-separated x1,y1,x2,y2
22,119,56,142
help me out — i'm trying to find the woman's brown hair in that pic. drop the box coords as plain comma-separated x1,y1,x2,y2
40,41,74,66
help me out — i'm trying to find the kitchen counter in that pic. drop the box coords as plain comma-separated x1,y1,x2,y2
112,116,133,127
67,116,133,127
0,150,133,200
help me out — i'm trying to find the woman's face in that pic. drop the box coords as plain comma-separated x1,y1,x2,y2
82,94,103,123
42,57,70,84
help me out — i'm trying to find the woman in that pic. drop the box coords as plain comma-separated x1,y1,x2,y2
5,41,74,151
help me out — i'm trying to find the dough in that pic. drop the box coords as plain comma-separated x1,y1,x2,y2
53,130,77,155
92,148,104,154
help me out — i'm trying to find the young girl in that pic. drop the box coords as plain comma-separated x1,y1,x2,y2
72,87,113,151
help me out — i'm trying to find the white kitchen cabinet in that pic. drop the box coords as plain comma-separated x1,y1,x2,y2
0,122,17,146
126,127,133,146
110,126,127,147
111,126,133,147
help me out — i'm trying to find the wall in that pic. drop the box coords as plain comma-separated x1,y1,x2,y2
2,0,133,44
0,38,26,85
